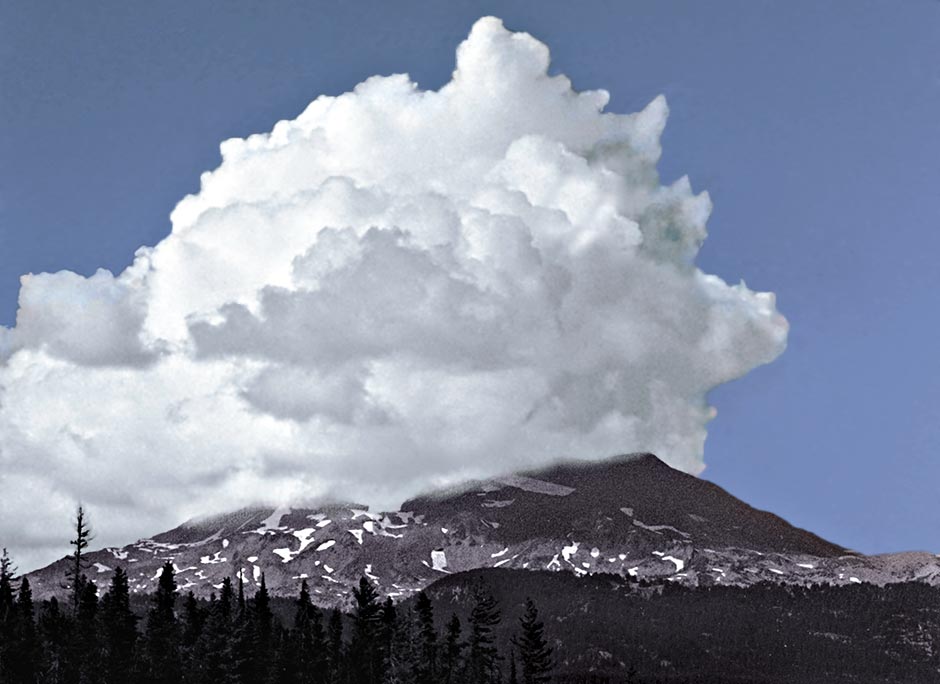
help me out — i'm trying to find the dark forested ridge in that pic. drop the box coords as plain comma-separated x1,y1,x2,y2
2,546,940,684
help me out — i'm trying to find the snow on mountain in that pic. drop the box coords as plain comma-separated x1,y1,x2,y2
25,454,940,603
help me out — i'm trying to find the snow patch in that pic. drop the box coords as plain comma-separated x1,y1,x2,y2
260,506,291,529
633,520,690,537
430,549,449,572
292,528,318,553
651,552,684,572
272,548,293,563
496,475,575,496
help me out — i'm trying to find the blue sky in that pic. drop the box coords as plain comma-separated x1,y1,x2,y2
1,0,938,555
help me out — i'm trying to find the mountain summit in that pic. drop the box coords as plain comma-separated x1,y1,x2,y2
26,454,940,603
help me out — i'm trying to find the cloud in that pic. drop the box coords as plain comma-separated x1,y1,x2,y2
0,17,787,571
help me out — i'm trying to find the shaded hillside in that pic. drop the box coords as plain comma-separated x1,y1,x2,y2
422,568,940,684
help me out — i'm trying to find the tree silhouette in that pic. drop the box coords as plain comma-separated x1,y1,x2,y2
348,576,383,683
441,613,465,684
513,598,553,684
0,548,16,681
467,588,502,684
65,505,93,612
414,591,438,684
145,561,180,684
100,567,138,683
327,607,344,683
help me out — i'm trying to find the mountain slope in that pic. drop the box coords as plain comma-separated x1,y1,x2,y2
25,453,940,603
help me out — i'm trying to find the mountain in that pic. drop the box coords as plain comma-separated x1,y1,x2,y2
25,453,940,603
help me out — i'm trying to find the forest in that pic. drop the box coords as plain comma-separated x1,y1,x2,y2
2,509,940,684
1,546,554,684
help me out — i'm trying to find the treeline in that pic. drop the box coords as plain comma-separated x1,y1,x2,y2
0,552,554,684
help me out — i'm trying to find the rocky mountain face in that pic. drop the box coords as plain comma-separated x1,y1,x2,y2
25,453,940,604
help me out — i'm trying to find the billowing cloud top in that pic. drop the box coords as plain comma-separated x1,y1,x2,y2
0,17,787,571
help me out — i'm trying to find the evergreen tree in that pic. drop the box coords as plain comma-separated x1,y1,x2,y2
327,608,344,684
508,650,518,684
441,613,465,684
8,576,40,684
65,505,93,612
243,574,274,682
254,573,273,643
292,580,326,684
348,576,383,684
0,548,16,682
73,579,103,684
145,561,181,684
180,591,203,652
467,588,502,684
413,592,437,684
512,598,553,684
237,576,245,616
191,593,232,684
179,592,205,684
100,567,138,684
379,597,409,684
37,597,69,684
219,577,235,623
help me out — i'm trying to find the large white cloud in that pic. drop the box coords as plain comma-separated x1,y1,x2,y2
0,17,787,571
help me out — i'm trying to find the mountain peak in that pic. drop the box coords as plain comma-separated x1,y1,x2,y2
26,453,936,604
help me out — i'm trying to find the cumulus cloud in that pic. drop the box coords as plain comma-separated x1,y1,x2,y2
0,17,787,571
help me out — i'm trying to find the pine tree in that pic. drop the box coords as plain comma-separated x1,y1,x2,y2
513,598,553,684
100,567,138,684
219,577,235,623
327,608,344,683
66,505,93,612
348,576,383,684
8,575,40,684
292,580,326,684
179,591,204,684
467,588,502,684
192,593,232,684
37,597,69,684
413,591,437,684
441,613,465,684
378,597,407,684
246,573,274,681
0,548,16,682
145,561,181,684
237,575,246,621
73,579,103,684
